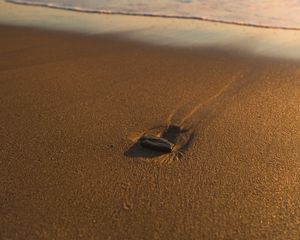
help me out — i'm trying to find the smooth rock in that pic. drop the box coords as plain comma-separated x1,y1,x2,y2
140,135,174,153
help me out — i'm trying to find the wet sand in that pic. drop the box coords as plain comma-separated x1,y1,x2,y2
1,25,300,239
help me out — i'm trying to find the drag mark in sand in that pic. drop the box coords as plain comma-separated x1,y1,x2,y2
126,74,247,164
169,77,238,128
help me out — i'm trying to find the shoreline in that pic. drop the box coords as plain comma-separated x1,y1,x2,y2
1,24,300,239
3,0,300,60
7,0,300,31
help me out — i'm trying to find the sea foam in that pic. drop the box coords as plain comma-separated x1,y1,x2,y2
6,0,300,30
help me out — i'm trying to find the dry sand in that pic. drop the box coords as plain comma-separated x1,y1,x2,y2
0,25,300,239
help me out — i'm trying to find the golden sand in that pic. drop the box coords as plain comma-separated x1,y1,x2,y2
1,25,300,239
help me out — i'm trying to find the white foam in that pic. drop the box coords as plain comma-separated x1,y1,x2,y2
6,0,300,30
2,0,300,60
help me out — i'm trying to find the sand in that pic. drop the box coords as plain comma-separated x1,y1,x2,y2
1,25,300,239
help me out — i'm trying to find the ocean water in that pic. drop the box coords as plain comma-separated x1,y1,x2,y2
6,0,300,30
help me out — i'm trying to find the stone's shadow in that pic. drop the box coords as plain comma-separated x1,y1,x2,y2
160,125,181,144
124,125,195,159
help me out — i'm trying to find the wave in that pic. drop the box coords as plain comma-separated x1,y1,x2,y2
6,0,300,31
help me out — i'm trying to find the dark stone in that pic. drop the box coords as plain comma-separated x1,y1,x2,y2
140,135,174,153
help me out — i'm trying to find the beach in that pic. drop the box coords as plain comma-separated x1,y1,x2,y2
1,2,300,240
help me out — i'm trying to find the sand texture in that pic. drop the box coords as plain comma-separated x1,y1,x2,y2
1,25,300,239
